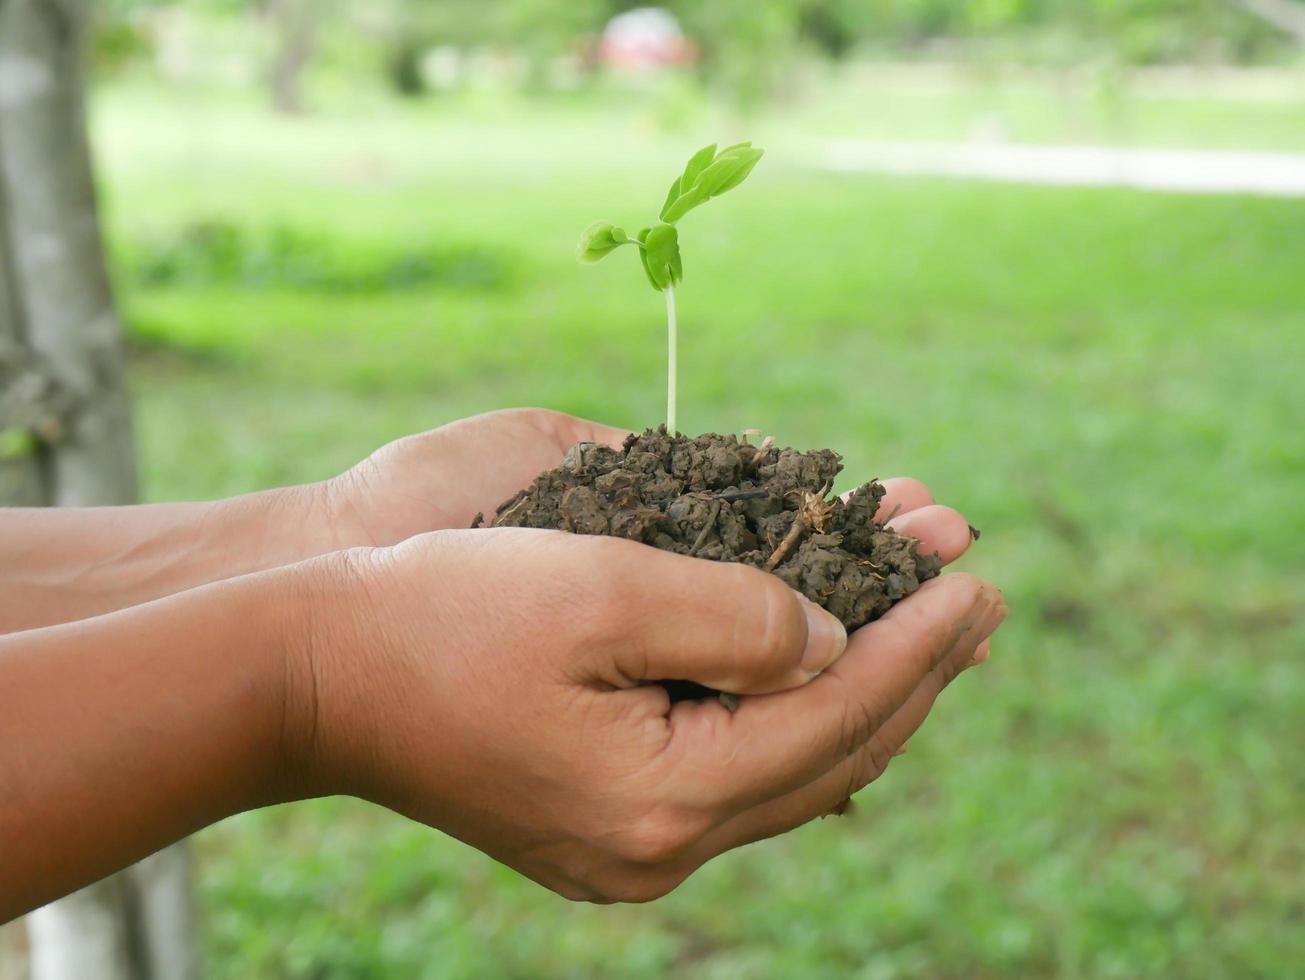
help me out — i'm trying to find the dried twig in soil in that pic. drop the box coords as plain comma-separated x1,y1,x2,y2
763,482,834,571
689,502,721,556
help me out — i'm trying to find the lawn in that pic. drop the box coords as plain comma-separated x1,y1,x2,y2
91,82,1305,978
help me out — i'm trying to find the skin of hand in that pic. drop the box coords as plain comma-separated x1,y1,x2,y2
0,411,622,633
289,517,1003,904
0,408,975,634
0,407,1002,915
328,409,982,565
323,408,633,544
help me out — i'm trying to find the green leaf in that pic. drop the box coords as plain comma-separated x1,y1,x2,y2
659,142,765,224
641,223,681,291
659,177,682,223
711,147,764,195
636,226,660,291
695,147,764,199
576,221,629,263
681,143,717,189
661,183,708,224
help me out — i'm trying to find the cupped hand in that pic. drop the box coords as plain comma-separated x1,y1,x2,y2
324,408,981,561
289,494,1004,903
325,408,630,546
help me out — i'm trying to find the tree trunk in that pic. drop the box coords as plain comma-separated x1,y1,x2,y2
0,1,199,977
0,0,135,506
0,142,44,506
266,0,318,114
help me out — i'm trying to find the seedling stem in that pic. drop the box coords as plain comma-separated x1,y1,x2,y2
665,284,678,434
575,141,764,434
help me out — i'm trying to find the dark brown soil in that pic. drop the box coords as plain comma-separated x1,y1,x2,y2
489,428,942,633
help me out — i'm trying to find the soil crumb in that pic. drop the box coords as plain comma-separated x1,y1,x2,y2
491,428,942,632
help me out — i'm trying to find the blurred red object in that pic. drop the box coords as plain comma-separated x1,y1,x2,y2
600,8,695,69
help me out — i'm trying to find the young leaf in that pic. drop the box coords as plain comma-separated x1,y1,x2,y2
680,143,717,190
662,184,704,223
658,144,716,222
636,226,660,291
695,147,763,199
710,147,764,195
659,177,682,223
576,221,629,263
660,143,765,224
642,223,681,292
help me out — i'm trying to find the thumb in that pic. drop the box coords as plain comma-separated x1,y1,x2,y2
592,543,848,696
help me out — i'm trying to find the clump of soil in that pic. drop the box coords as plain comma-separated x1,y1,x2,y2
489,428,942,632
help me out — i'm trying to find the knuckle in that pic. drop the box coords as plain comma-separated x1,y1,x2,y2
857,736,896,787
746,570,806,673
833,676,881,760
936,652,967,686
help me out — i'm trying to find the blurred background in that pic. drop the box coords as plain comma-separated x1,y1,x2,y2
2,0,1304,977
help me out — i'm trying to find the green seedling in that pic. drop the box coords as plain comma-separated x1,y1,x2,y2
576,141,764,434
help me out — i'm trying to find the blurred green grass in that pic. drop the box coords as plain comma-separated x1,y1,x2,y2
94,85,1304,978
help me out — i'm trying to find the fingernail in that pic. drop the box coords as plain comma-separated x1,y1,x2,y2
969,639,991,666
893,742,909,756
801,602,848,675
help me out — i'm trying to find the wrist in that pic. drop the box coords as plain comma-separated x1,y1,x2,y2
238,479,372,564
266,544,398,805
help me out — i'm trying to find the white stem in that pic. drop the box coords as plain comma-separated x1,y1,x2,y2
665,284,677,435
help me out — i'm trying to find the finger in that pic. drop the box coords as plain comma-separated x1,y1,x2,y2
888,504,975,566
839,477,933,520
694,597,1007,855
664,573,1002,811
871,477,934,520
584,538,849,695
574,421,631,452
538,410,631,453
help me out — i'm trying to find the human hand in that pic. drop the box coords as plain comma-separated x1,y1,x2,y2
323,407,986,557
285,487,1004,903
325,408,629,546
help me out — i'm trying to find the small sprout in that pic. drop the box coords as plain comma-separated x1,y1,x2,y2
577,141,764,434
576,221,630,263
637,224,682,291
